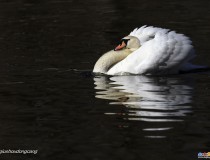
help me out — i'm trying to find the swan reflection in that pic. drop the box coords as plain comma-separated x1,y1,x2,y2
94,75,193,138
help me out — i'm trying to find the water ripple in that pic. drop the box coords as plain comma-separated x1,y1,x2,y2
94,75,194,138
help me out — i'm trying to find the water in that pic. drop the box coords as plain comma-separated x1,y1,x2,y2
0,0,210,159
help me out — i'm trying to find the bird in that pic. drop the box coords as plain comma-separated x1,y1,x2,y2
93,25,207,75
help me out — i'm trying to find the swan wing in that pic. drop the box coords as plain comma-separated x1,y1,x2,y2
107,26,195,75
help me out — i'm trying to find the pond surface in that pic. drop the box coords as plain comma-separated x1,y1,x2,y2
0,0,210,159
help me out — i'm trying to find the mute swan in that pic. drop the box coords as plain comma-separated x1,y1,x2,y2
93,26,206,75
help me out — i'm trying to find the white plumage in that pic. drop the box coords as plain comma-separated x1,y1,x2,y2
94,26,205,75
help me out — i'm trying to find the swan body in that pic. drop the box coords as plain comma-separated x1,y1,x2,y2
93,26,206,75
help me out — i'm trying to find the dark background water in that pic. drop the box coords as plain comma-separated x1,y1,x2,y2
0,0,210,160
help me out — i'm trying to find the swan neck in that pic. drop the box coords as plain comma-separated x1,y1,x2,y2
93,50,132,74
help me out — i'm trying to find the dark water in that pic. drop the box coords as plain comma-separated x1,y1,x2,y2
0,0,210,159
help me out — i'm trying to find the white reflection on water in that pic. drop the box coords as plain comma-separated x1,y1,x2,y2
94,75,194,138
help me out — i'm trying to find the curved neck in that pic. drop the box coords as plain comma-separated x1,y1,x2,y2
93,49,132,74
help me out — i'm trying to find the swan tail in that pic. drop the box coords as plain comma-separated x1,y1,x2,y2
179,63,210,74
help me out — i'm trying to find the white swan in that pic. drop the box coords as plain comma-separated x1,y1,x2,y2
93,25,206,75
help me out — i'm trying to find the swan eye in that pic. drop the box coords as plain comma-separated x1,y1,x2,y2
121,39,130,45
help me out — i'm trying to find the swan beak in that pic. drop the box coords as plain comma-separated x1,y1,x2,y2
114,41,126,51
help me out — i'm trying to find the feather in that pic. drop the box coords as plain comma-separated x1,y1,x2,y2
108,26,204,75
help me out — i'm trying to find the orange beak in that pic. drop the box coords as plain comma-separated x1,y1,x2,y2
114,41,126,51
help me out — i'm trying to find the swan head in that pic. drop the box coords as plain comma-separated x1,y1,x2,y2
114,36,140,52
93,36,140,74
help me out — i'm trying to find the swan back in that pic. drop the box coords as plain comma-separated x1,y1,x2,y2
107,26,195,75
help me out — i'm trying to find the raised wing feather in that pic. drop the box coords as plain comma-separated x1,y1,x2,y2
107,26,195,75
